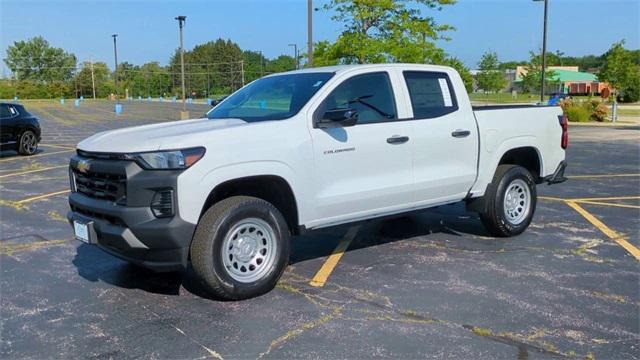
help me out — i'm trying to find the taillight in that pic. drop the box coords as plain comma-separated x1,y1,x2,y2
559,115,568,149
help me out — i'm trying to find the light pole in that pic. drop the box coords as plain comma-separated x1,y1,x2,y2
307,0,313,67
534,0,549,103
288,43,298,70
112,34,119,103
175,15,187,116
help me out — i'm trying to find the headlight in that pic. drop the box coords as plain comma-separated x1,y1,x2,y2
130,147,205,170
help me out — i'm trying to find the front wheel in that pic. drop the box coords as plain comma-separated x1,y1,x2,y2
479,165,537,237
18,130,38,155
190,196,290,300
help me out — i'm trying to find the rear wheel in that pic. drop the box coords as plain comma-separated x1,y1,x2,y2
190,196,290,300
18,130,38,155
479,165,537,237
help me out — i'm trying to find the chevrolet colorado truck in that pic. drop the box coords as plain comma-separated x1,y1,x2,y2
67,64,567,299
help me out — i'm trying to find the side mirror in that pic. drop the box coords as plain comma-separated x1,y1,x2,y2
316,108,358,128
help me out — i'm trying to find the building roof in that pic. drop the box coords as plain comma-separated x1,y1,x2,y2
515,69,598,83
550,69,598,82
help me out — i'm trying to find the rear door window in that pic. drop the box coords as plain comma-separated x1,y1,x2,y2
403,71,458,119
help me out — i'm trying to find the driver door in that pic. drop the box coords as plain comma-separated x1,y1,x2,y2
309,71,414,227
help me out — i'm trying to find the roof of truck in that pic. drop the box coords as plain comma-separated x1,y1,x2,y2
275,63,454,76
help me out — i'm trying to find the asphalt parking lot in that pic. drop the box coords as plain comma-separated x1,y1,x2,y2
1,100,638,359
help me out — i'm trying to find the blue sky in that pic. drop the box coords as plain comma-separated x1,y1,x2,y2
1,0,638,75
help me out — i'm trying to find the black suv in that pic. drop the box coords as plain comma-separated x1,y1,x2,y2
0,103,41,155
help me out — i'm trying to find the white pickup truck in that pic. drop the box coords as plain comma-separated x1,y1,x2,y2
68,64,567,299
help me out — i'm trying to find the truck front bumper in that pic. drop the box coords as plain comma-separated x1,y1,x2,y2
68,193,195,271
67,154,196,272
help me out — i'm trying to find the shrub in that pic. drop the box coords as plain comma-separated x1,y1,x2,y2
559,98,574,112
561,98,609,122
584,99,608,122
619,84,640,103
565,106,591,122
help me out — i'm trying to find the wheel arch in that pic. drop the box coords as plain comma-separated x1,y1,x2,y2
497,146,543,182
199,175,300,235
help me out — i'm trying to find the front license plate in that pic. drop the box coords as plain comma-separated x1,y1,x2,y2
74,221,89,243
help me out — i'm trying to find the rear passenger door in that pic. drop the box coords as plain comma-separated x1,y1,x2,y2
402,71,479,205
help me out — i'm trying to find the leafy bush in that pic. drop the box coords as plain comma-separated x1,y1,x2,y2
584,99,608,122
565,106,591,122
561,98,608,122
0,80,15,99
619,84,640,103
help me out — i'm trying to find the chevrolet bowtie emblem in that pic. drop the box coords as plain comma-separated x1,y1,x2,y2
77,160,90,173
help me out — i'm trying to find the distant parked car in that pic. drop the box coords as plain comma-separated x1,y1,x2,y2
0,103,41,155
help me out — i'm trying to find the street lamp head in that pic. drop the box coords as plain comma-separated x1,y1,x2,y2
175,15,186,22
112,34,118,38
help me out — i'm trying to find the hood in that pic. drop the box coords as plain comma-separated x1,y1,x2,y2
77,118,248,153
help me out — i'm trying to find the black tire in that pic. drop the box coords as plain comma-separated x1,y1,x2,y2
18,130,38,156
190,196,290,300
479,165,537,237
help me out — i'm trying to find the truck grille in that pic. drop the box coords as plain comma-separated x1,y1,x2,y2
71,168,126,204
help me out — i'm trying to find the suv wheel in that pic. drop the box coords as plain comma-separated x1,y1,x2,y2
479,165,537,237
18,130,38,155
190,196,290,300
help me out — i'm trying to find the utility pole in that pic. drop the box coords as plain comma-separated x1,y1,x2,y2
240,60,245,87
259,50,264,76
288,43,298,70
112,34,119,103
175,15,188,118
534,0,549,103
307,0,313,67
90,59,96,99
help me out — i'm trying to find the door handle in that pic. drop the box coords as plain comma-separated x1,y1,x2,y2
387,135,409,144
451,129,471,138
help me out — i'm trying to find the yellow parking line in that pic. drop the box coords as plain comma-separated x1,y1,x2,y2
565,201,640,261
538,196,566,202
577,200,640,210
16,189,70,204
310,225,361,287
0,165,67,179
0,149,73,163
572,196,640,202
42,144,75,150
567,174,640,179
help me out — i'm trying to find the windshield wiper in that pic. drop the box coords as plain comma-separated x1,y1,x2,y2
348,95,394,119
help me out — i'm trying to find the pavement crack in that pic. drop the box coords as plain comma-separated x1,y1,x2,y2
0,238,72,256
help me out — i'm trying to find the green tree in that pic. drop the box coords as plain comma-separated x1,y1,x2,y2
243,50,269,82
314,0,455,65
4,36,77,83
75,61,110,98
476,51,506,92
521,51,557,94
170,38,244,96
265,55,297,73
598,41,640,102
443,57,473,92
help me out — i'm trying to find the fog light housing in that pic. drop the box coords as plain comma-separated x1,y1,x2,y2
151,190,174,218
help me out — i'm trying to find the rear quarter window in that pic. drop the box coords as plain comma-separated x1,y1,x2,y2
403,71,458,119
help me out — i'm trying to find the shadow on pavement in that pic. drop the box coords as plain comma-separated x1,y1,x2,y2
71,203,494,300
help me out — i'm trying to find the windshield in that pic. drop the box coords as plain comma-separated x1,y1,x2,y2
207,72,334,122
